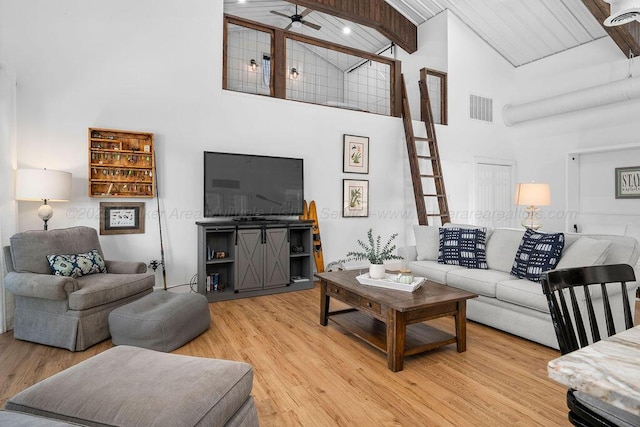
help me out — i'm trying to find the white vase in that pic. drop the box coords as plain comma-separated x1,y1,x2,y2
369,263,386,279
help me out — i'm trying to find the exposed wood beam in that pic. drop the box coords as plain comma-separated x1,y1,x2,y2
581,0,640,58
287,0,417,54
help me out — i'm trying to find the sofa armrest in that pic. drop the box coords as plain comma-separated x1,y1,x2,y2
105,260,148,274
3,271,78,300
398,246,417,262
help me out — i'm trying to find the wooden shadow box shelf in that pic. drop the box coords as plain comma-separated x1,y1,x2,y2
88,127,155,198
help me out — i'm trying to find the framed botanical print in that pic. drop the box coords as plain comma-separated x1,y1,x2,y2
343,134,369,174
343,179,369,217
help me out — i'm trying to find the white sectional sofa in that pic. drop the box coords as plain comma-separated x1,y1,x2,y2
399,225,640,349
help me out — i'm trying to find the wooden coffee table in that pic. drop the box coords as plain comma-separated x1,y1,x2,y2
316,270,478,372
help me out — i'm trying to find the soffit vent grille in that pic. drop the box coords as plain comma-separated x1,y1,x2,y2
470,94,493,123
609,11,640,24
604,0,640,26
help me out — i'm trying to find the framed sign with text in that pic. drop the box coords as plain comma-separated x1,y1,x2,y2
615,167,640,199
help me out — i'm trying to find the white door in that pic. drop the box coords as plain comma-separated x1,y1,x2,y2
475,162,514,228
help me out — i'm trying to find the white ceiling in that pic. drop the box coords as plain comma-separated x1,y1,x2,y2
224,0,610,67
387,0,608,66
224,0,392,55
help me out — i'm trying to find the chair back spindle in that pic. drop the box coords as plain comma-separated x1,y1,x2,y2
541,264,636,355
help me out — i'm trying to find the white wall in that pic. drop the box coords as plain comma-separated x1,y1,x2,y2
0,63,18,331
511,37,640,232
566,145,640,235
0,0,411,287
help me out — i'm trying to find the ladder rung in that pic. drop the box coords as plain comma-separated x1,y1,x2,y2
413,136,433,142
423,194,445,197
426,213,449,217
417,155,434,159
420,174,442,178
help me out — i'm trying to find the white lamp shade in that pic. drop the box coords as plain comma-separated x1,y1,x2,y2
515,182,551,206
15,169,72,202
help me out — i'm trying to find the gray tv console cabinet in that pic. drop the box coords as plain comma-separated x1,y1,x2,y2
196,220,315,302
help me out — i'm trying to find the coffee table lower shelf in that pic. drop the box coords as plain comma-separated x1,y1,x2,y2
329,311,457,356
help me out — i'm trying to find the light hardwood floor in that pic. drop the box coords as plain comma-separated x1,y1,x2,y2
1,286,637,426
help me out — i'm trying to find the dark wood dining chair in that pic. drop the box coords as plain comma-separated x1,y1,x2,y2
541,264,637,427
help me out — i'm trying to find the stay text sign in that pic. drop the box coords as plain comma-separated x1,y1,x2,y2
616,167,640,199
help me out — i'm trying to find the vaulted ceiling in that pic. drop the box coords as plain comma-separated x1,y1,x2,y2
224,0,640,67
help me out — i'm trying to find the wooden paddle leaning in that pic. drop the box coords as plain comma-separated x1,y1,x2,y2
308,200,324,273
299,200,324,272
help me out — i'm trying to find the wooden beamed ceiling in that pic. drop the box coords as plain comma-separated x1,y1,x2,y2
581,0,640,57
287,0,417,53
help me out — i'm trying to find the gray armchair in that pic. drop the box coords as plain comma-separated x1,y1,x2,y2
3,226,154,351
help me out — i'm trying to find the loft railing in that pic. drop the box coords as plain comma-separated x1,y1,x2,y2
223,15,401,117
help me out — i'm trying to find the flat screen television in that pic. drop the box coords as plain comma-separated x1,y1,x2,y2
204,151,304,218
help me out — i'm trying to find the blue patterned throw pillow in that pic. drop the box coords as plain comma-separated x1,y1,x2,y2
47,249,107,278
511,229,564,282
438,227,488,269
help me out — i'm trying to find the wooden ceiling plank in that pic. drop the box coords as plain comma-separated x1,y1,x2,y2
580,0,640,57
286,0,418,53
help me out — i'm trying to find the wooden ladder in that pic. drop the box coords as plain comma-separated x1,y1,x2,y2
400,70,450,226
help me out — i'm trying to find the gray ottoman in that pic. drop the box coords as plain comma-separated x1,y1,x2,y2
0,410,83,426
5,345,259,426
109,291,210,352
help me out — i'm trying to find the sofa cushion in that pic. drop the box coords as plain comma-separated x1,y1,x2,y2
413,225,440,261
485,228,525,273
47,249,107,278
70,273,155,310
511,229,565,282
496,279,549,313
556,236,611,269
562,232,639,265
599,234,640,265
438,227,488,269
447,269,513,297
407,260,464,284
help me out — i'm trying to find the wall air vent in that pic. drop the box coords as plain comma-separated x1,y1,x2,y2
470,94,493,123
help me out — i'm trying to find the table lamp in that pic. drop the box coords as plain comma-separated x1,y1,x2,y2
515,182,550,230
15,168,72,230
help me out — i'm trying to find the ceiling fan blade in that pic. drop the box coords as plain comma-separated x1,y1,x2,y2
284,23,293,31
300,8,313,18
302,21,321,31
270,10,291,19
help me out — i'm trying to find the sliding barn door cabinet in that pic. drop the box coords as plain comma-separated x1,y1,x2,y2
196,220,314,302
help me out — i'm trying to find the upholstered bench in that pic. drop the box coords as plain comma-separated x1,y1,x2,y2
109,291,210,352
4,345,259,426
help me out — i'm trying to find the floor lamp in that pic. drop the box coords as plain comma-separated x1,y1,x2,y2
15,168,72,230
515,182,550,230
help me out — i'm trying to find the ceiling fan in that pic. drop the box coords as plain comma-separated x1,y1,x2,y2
270,5,321,31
